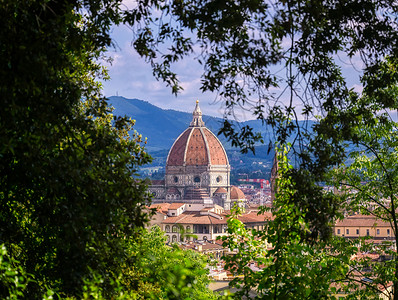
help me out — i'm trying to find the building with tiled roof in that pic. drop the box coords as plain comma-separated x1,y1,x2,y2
334,214,395,240
148,100,246,210
152,200,270,243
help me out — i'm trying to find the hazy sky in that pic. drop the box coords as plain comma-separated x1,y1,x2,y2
102,24,227,118
102,22,364,120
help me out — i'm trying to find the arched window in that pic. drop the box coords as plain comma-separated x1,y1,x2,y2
172,235,177,243
165,225,170,233
172,225,179,233
174,176,178,183
194,176,200,183
186,225,191,233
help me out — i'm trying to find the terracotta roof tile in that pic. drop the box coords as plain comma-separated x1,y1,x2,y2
168,203,185,209
335,215,391,227
230,186,246,200
162,212,227,225
203,128,228,165
214,187,227,194
238,211,273,223
166,119,228,168
148,203,171,214
186,128,209,166
167,128,192,166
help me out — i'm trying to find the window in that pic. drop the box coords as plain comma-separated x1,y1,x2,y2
165,225,170,233
366,229,370,236
192,225,209,234
214,225,222,234
356,229,359,235
186,226,191,233
172,225,178,233
377,229,380,235
337,229,341,234
216,176,222,183
346,229,349,235
172,235,177,243
194,176,201,183
174,176,178,183
387,229,390,236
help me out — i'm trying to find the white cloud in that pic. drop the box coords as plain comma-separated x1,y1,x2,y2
350,84,363,94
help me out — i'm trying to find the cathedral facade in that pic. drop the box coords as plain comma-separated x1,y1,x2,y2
149,101,245,210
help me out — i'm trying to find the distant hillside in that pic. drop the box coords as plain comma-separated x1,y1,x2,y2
108,95,315,154
108,96,318,180
108,96,229,151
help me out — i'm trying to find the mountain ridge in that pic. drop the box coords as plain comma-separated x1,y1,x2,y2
108,96,281,152
107,96,315,153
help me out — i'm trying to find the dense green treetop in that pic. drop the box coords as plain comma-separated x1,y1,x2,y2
0,0,152,297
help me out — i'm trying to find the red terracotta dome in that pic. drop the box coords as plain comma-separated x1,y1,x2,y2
166,101,228,167
230,186,245,200
214,187,227,194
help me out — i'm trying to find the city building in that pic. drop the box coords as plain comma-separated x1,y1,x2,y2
147,201,272,243
148,100,246,210
334,214,395,242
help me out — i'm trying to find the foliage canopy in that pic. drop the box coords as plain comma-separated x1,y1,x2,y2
0,0,152,297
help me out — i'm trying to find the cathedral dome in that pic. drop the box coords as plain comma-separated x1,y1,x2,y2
166,101,229,167
230,186,245,200
214,187,227,194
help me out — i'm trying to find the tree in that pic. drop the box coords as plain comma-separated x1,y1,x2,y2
1,2,226,298
330,107,398,299
124,226,220,299
0,0,153,297
221,148,356,299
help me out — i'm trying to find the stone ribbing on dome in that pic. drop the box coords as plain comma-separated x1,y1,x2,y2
167,129,191,166
203,128,228,165
186,128,209,166
166,126,228,167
